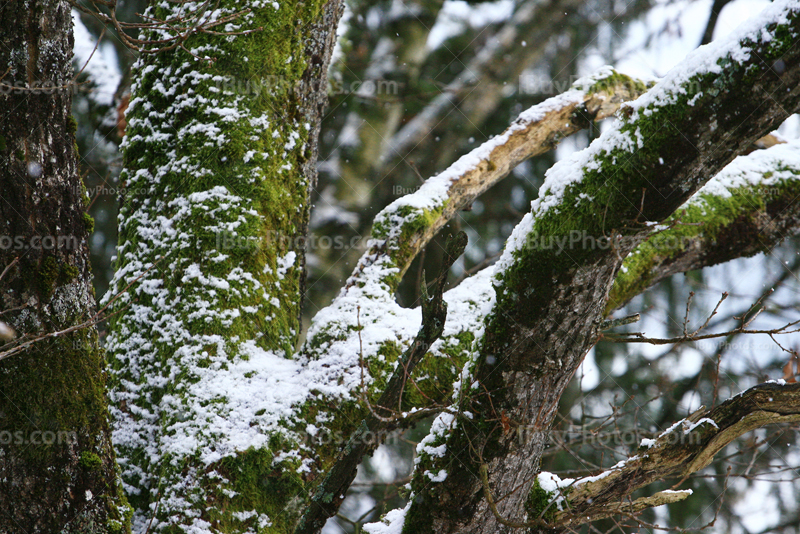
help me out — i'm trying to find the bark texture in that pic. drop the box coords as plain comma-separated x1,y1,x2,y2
0,0,129,532
399,7,800,533
104,0,343,531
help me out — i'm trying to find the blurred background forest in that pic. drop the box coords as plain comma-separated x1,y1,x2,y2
71,0,800,532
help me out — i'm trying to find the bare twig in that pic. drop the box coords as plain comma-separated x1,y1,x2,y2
0,256,164,362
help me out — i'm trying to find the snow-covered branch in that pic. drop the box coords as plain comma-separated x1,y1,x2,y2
299,66,648,410
295,233,467,534
343,67,649,295
542,382,800,529
608,139,800,312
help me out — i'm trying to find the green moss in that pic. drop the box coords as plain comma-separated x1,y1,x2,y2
371,202,448,290
401,497,436,534
61,264,80,285
201,446,308,532
404,331,474,407
0,286,129,529
37,256,59,297
524,477,559,523
0,134,6,152
587,70,647,96
79,451,103,471
67,115,78,135
83,212,95,234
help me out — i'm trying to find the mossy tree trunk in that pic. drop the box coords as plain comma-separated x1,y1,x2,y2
104,0,343,531
0,0,130,532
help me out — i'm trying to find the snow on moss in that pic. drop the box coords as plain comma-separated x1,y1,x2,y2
492,0,800,282
363,502,411,534
105,0,329,529
300,255,496,406
610,139,800,308
689,139,800,203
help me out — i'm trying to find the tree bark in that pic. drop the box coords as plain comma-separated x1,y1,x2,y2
0,0,130,532
398,5,800,533
104,0,343,530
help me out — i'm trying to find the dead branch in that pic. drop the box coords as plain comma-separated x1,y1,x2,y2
548,382,800,529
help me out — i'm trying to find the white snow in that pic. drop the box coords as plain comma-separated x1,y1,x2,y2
363,502,411,534
689,140,800,203
683,417,719,434
640,438,657,448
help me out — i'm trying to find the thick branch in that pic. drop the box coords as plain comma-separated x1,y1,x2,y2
608,139,800,313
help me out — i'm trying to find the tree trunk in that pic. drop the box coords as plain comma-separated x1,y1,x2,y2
0,0,130,532
103,0,343,530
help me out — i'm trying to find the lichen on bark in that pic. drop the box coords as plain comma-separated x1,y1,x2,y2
0,0,129,531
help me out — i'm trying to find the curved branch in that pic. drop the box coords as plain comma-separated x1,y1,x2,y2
550,382,800,529
344,67,649,294
395,4,800,533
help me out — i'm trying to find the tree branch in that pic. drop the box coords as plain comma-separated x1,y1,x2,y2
608,139,800,313
549,382,800,529
294,233,467,534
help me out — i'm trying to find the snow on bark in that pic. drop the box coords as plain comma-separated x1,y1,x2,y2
381,2,800,532
104,0,339,531
341,66,648,296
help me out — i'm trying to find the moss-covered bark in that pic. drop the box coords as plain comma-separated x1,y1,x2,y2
0,0,130,531
395,5,800,533
104,0,342,531
608,142,800,311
